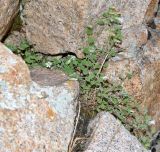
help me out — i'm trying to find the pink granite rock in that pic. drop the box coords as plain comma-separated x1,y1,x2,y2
0,43,79,151
0,0,19,40
84,112,149,152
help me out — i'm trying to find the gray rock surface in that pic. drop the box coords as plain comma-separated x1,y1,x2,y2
30,67,69,86
151,131,160,152
84,112,150,152
0,0,19,40
0,42,79,151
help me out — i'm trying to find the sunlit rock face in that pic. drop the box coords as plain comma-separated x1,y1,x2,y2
22,0,156,56
0,0,19,40
84,112,150,152
98,0,160,129
142,62,160,128
0,43,79,151
89,0,158,29
0,43,31,110
23,0,90,57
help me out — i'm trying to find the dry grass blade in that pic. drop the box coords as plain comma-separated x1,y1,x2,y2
68,100,81,152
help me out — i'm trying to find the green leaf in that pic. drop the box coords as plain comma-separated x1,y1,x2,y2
97,19,105,26
87,37,95,46
19,40,30,50
109,48,116,57
82,68,88,75
63,65,74,75
25,57,33,64
6,44,17,52
86,26,93,35
102,12,109,18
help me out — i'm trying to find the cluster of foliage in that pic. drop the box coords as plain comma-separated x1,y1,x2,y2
6,40,49,68
6,8,154,148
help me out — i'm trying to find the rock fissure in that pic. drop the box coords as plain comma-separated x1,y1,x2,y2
0,0,160,151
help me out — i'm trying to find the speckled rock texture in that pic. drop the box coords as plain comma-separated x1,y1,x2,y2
84,112,150,152
22,0,90,57
144,0,159,23
89,0,158,29
0,0,19,40
22,0,157,56
0,43,79,151
103,25,148,85
4,31,26,47
90,0,158,82
142,62,160,129
30,68,69,86
100,0,160,129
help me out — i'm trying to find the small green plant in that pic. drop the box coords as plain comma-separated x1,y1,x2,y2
6,8,153,149
126,71,133,79
6,40,47,68
50,8,153,148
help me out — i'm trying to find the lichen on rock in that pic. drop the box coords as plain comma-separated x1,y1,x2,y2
0,42,79,151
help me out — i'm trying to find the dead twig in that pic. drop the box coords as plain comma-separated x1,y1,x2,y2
68,99,81,152
70,137,89,151
97,53,109,76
